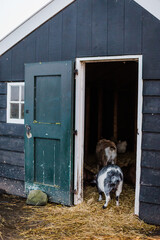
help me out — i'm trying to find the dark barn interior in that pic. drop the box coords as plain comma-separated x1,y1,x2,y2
84,61,138,185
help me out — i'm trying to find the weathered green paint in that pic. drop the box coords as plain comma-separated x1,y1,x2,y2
25,61,74,206
34,138,60,186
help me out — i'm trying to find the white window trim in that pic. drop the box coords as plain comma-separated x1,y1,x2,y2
7,82,24,124
74,55,143,217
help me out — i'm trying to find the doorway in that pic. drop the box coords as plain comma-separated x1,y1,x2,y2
84,61,138,166
74,56,143,216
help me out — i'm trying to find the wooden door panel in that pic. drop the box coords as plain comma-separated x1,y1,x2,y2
25,61,74,206
35,76,61,123
34,138,60,185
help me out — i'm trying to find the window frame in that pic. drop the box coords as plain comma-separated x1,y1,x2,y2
7,82,24,124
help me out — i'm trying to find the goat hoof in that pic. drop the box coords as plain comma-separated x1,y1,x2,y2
103,205,107,209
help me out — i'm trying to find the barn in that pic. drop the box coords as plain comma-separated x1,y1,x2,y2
0,0,160,226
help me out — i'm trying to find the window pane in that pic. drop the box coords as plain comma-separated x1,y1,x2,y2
10,103,19,119
11,86,19,101
21,86,24,101
21,104,24,119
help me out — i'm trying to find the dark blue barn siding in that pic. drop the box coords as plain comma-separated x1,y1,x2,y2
0,83,7,94
0,0,160,224
0,164,24,181
36,23,49,62
11,41,25,80
76,0,92,57
24,33,36,63
61,2,77,60
0,150,24,167
0,83,7,124
143,114,160,133
0,110,6,122
141,78,160,224
143,80,160,96
1,0,160,80
0,95,6,108
49,13,63,61
0,136,24,152
0,82,6,124
107,0,124,55
140,186,160,205
0,177,25,197
142,151,160,169
139,202,160,225
0,123,24,137
124,0,142,54
0,52,12,81
143,10,160,79
143,97,160,114
92,0,108,56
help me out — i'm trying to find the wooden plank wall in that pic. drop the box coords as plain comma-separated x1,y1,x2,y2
1,0,160,80
141,80,160,224
0,81,25,196
0,0,160,224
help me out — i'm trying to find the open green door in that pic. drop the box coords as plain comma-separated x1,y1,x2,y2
25,61,74,206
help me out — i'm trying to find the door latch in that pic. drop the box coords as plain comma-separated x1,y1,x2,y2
25,124,32,138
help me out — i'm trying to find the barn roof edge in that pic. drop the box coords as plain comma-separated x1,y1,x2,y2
0,0,75,56
0,0,159,57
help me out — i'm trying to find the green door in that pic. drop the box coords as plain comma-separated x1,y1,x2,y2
25,61,74,206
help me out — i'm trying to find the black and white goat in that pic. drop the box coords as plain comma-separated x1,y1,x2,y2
96,164,123,209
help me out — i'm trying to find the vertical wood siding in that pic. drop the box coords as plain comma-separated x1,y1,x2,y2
143,11,160,79
48,13,63,61
124,0,142,54
11,41,25,80
107,0,124,55
76,0,92,57
0,0,160,224
0,0,160,80
0,52,12,81
24,33,36,63
36,23,49,62
92,0,108,56
61,2,77,60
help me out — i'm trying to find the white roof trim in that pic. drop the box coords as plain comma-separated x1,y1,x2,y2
0,0,75,56
133,0,160,20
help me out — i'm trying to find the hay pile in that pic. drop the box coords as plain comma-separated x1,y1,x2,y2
18,184,158,240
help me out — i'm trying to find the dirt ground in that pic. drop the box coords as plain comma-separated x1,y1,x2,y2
0,185,160,240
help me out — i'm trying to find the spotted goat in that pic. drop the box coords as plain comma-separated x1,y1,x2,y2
96,164,123,209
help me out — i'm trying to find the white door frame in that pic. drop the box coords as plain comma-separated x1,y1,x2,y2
74,55,143,216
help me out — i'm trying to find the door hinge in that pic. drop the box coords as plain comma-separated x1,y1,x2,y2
74,69,78,76
71,189,78,194
73,130,78,136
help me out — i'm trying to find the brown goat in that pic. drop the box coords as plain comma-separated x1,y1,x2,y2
96,139,117,171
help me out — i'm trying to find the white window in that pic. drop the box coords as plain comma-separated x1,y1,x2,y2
7,82,24,124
